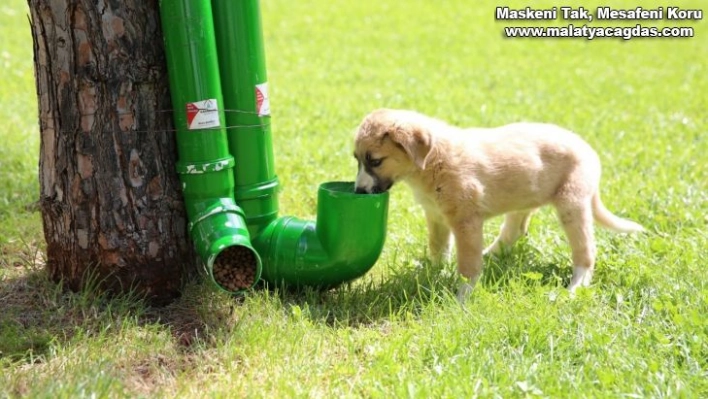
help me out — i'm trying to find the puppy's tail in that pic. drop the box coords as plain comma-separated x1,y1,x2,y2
592,192,644,233
592,192,645,233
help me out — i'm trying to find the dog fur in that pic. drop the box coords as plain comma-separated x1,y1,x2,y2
353,109,644,301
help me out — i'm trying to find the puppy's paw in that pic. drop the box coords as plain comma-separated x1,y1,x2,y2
483,242,508,257
429,250,452,268
456,279,477,303
568,265,593,293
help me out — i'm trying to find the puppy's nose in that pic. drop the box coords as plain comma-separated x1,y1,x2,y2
354,186,368,194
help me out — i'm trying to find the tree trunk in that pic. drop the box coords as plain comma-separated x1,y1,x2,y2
29,0,195,304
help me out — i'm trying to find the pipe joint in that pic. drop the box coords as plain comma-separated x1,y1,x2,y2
190,198,262,293
176,156,235,175
234,177,280,235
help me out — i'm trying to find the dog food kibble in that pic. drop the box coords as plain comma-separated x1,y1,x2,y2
212,246,257,291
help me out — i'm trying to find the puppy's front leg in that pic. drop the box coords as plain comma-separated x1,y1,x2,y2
425,212,451,266
452,218,485,302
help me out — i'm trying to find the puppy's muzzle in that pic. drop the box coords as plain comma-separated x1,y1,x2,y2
355,166,393,194
354,180,393,194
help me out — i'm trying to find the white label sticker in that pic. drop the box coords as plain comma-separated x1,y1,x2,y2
255,83,270,117
186,99,220,130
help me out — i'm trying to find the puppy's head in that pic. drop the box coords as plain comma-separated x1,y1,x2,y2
353,109,434,194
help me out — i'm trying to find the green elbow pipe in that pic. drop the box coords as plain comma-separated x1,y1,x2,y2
254,182,388,289
159,0,261,294
212,0,390,288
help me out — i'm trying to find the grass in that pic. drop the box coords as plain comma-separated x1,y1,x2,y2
1,0,707,397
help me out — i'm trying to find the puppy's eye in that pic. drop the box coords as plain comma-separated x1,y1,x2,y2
369,158,383,167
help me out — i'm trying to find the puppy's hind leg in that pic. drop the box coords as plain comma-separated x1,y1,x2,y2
484,210,535,256
426,212,452,266
555,201,596,292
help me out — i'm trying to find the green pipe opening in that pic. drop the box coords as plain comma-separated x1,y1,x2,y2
212,0,390,289
159,0,262,294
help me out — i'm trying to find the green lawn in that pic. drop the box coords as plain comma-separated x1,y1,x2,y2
1,0,707,397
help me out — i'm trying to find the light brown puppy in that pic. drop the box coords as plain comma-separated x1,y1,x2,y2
353,109,644,300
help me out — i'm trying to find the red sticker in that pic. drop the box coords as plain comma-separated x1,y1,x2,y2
255,83,270,116
186,103,199,127
185,99,220,130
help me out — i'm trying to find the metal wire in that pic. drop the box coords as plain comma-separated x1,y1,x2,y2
48,108,269,134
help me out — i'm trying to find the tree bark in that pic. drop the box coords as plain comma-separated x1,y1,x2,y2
29,0,195,304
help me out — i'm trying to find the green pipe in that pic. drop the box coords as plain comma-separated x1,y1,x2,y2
211,0,278,238
211,0,389,288
159,0,261,294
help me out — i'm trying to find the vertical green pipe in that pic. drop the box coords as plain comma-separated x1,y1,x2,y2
211,0,390,289
212,0,279,237
159,0,261,294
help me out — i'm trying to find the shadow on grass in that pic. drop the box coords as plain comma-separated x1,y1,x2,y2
138,280,244,350
0,239,574,365
0,269,57,362
265,261,458,327
0,256,239,368
0,257,246,398
269,240,573,328
481,240,571,290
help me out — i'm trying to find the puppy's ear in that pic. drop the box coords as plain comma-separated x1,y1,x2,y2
386,125,434,169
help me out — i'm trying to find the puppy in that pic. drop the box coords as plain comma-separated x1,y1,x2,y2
353,109,644,300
